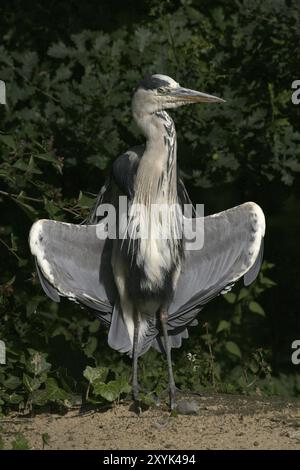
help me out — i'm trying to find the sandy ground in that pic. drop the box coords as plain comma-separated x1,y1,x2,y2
1,394,300,450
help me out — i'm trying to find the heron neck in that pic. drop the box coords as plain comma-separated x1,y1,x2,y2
134,111,178,206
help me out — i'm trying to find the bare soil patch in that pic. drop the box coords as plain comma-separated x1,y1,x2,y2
2,394,300,450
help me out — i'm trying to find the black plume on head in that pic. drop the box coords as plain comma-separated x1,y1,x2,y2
139,75,170,91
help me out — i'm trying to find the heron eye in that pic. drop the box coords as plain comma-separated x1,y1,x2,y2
157,87,167,94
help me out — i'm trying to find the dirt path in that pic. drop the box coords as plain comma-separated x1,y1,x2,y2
2,394,300,450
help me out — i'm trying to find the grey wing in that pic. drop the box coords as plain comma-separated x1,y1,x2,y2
168,201,266,325
29,219,117,322
111,145,143,198
86,145,143,225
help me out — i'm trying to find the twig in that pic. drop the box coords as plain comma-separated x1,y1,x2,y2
0,190,43,203
0,237,21,261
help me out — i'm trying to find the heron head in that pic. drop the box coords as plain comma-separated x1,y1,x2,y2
132,74,225,117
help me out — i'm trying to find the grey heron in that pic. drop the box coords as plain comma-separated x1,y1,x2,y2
29,74,265,409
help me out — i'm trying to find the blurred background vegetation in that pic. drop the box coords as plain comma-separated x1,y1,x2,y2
1,0,300,413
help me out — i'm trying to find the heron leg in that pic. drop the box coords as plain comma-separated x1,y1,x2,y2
132,315,140,402
160,308,176,410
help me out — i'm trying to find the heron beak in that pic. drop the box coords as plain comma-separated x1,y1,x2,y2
169,87,225,104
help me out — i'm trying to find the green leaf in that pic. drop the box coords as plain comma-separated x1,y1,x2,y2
260,275,276,287
249,301,265,316
237,288,249,301
0,134,16,151
3,375,21,390
44,199,60,218
34,152,57,163
93,381,119,402
92,374,130,402
248,360,259,374
42,433,50,448
77,191,95,209
27,156,42,174
47,41,70,58
84,336,98,358
26,350,51,376
43,378,69,403
88,319,100,333
223,292,236,304
216,320,230,333
13,159,29,171
114,375,131,395
6,393,23,405
83,366,108,385
30,389,48,406
23,373,41,393
225,341,242,358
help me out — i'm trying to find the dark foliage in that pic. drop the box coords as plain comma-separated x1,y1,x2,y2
0,0,300,413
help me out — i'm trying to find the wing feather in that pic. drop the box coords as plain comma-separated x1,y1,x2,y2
169,202,265,322
29,219,116,317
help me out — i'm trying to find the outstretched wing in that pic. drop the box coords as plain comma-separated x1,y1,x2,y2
29,220,117,322
168,202,266,323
